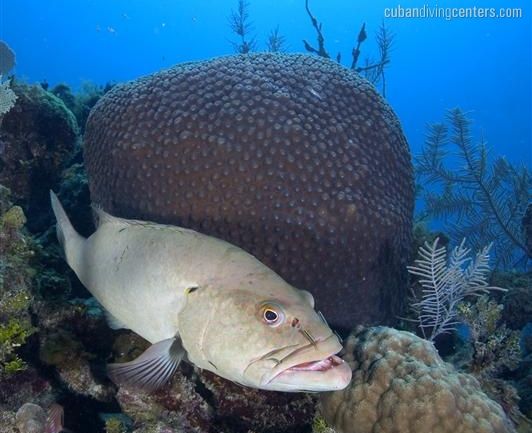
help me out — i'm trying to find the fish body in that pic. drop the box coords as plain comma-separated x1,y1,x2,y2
50,191,351,392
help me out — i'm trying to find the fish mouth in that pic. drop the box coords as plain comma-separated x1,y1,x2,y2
282,354,345,373
261,334,352,392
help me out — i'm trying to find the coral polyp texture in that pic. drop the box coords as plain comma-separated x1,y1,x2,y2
84,53,414,331
320,326,515,433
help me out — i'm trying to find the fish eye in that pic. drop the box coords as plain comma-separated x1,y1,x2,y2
265,309,277,321
261,303,284,327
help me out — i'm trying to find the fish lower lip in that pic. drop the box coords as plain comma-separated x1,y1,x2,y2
284,355,343,372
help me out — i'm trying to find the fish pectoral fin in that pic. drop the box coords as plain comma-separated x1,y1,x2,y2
45,403,64,433
107,336,185,392
104,310,129,330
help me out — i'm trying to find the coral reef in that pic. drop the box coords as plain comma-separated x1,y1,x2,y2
406,237,530,425
524,204,532,256
0,187,35,379
110,332,212,432
312,415,337,433
83,52,414,333
0,82,79,231
407,237,502,341
416,108,531,270
55,156,93,237
0,366,55,411
320,326,516,433
14,402,67,433
199,369,315,432
112,331,315,433
115,369,213,433
458,296,521,376
51,81,113,133
0,183,113,432
0,368,55,433
101,413,133,432
0,186,53,431
15,403,47,433
35,298,116,402
495,272,532,330
410,221,449,259
514,330,532,421
457,296,523,423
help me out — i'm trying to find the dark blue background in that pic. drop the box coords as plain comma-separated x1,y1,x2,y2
1,0,530,166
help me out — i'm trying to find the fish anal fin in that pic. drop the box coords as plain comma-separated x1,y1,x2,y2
107,337,185,392
105,310,129,330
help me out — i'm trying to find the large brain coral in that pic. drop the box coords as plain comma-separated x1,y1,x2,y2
320,326,515,433
83,53,414,332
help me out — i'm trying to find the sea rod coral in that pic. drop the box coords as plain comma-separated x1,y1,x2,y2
303,0,394,95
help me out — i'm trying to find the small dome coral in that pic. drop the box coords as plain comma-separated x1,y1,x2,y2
320,326,515,433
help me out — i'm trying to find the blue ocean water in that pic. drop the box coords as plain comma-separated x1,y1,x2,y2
1,0,530,165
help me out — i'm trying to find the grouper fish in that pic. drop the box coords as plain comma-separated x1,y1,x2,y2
50,191,352,392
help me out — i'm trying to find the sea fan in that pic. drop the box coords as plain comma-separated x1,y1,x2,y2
407,237,503,341
416,108,531,270
0,75,17,118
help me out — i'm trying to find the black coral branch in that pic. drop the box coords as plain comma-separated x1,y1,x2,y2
228,0,256,53
416,108,531,269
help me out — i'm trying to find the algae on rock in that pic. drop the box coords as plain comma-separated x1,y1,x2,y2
0,186,36,379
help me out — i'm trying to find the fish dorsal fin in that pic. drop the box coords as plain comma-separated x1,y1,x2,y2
107,336,185,392
104,310,129,330
91,204,198,235
91,205,153,230
92,205,125,228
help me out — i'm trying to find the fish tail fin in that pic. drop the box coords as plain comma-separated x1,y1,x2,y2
50,190,85,273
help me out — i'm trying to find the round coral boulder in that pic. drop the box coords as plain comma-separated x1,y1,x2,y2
84,53,414,332
320,326,515,433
